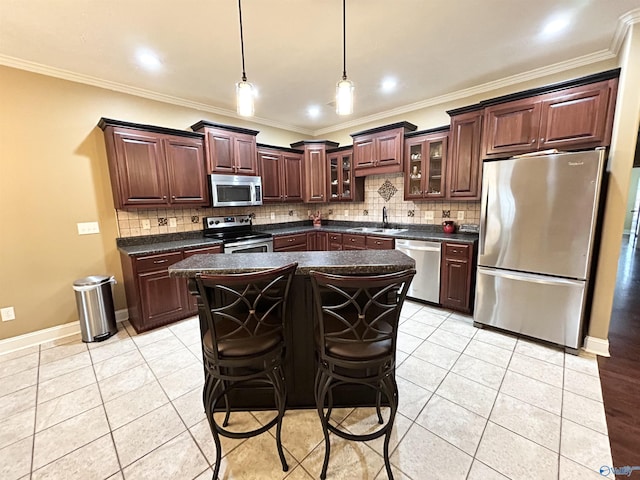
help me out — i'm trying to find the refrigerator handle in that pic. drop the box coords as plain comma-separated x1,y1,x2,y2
479,167,489,256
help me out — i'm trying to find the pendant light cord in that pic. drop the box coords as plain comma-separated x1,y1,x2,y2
238,0,247,82
342,0,347,80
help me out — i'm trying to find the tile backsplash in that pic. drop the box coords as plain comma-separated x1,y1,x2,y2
116,173,480,237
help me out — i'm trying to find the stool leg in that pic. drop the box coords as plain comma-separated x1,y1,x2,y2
268,366,289,472
220,379,231,428
380,374,398,480
375,390,384,424
204,378,224,480
316,370,333,480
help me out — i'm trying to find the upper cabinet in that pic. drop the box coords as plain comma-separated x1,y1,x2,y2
291,140,339,203
404,129,448,200
351,122,417,176
99,118,208,210
447,110,483,200
191,121,259,176
257,145,303,203
327,147,364,202
482,78,618,159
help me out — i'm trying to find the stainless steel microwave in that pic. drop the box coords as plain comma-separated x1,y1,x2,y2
210,174,263,207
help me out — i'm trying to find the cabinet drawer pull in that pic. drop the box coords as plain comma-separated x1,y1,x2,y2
153,259,169,264
351,238,355,242
288,238,293,242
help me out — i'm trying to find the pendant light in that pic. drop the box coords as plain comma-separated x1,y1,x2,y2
236,0,254,117
336,0,354,115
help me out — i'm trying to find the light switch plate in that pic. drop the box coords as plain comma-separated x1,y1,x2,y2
141,219,151,230
77,222,100,235
1,307,15,321
169,217,177,228
270,212,276,220
457,211,465,220
344,210,349,217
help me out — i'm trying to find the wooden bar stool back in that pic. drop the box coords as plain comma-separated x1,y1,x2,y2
310,268,415,480
195,262,297,479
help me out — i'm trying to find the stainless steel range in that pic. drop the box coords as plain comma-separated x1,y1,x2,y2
203,215,273,254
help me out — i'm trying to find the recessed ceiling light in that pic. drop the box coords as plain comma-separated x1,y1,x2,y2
307,105,321,118
135,48,162,72
381,77,397,93
540,15,571,38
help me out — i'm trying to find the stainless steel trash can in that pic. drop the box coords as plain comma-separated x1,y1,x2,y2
73,275,118,342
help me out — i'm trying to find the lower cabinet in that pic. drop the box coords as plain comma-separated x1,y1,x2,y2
342,233,367,250
121,244,222,333
439,242,474,313
273,233,307,252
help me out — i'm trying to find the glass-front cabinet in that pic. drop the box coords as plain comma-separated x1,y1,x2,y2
404,131,448,200
328,149,354,201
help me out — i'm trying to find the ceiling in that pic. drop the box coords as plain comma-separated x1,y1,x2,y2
1,1,639,135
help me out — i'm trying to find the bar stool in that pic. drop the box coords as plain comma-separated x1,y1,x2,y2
310,269,415,480
195,263,297,480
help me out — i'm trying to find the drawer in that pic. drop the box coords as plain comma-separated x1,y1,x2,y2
443,243,470,260
366,236,394,250
184,245,222,256
328,233,342,243
273,233,307,250
135,251,184,274
343,234,366,248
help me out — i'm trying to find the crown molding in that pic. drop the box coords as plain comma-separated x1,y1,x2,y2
610,8,640,55
312,49,615,136
0,54,313,136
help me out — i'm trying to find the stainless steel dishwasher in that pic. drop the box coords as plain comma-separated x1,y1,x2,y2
395,239,442,304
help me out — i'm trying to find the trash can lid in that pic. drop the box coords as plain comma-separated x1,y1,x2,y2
73,275,114,287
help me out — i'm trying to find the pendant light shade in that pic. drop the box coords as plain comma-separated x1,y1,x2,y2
336,0,354,115
236,79,255,117
236,0,254,117
336,77,354,115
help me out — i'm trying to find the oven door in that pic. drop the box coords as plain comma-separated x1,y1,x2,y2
224,238,273,254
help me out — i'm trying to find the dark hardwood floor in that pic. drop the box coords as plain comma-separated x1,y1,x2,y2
598,236,640,472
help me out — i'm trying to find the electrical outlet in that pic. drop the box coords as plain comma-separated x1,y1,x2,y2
270,212,276,220
1,307,15,321
141,219,151,230
77,222,100,235
344,210,349,217
169,217,177,228
457,211,465,221
424,211,435,221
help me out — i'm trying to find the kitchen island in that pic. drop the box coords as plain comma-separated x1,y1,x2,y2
169,249,415,409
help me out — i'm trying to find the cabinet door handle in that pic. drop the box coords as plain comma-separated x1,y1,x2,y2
530,139,535,144
540,138,545,142
162,195,167,199
153,259,168,264
171,195,176,199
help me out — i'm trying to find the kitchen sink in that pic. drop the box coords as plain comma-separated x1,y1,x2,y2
347,227,408,235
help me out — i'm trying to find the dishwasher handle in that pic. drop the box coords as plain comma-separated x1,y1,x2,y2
395,240,441,252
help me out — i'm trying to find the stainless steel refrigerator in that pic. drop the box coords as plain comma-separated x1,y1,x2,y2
474,149,606,350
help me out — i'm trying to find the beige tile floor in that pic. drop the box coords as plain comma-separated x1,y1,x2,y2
0,301,613,480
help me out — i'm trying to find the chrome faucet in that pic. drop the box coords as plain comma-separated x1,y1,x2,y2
382,206,389,228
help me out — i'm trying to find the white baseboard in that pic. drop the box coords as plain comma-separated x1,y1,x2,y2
0,309,129,355
583,335,610,357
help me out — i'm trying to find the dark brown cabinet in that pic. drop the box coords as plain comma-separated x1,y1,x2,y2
291,140,339,203
440,242,474,313
365,236,394,250
447,110,483,200
328,233,343,251
257,146,303,203
183,245,223,314
191,121,259,175
100,119,208,210
327,148,364,202
482,78,618,158
404,130,448,200
121,244,222,333
351,122,417,176
342,233,367,250
273,233,308,252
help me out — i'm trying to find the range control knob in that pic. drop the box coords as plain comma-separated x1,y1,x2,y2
214,220,220,225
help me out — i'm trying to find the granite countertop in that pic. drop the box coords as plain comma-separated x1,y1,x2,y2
258,223,478,244
168,249,416,277
117,231,223,256
116,221,478,257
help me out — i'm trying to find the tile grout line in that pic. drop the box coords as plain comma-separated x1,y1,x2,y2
28,344,41,480
464,336,517,480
